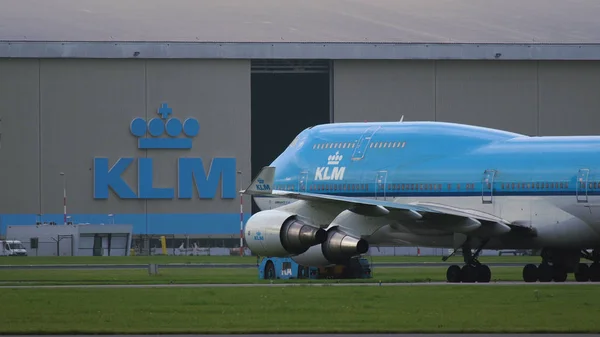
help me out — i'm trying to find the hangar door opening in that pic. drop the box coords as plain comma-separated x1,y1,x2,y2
251,59,331,214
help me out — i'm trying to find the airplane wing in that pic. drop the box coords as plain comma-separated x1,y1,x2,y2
243,166,535,237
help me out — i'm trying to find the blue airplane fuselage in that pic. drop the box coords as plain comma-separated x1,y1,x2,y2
254,121,600,249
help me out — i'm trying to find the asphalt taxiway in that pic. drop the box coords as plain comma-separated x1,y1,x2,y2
4,333,598,337
0,262,528,270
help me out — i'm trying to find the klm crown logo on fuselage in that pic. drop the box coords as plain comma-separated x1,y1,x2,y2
93,103,236,200
315,151,346,181
254,231,264,241
255,178,271,191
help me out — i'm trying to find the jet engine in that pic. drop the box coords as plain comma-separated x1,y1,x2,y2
245,209,327,256
291,226,369,266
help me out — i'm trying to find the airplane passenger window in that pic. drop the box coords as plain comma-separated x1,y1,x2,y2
402,142,406,147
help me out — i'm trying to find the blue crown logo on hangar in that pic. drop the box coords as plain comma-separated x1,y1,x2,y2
129,103,200,150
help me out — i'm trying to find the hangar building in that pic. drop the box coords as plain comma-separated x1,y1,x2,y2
1,0,600,249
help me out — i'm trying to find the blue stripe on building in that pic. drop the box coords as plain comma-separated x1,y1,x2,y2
1,213,250,235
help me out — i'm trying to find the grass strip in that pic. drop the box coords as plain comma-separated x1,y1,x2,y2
1,285,599,334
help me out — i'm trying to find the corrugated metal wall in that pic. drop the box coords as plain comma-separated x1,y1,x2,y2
2,57,600,236
333,60,600,136
0,59,251,235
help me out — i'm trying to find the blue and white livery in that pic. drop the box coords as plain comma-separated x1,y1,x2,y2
243,121,600,283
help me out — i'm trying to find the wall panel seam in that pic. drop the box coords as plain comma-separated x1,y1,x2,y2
536,61,540,136
144,60,148,235
38,58,42,216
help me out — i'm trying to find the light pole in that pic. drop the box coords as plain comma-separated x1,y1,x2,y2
237,170,244,257
59,172,67,225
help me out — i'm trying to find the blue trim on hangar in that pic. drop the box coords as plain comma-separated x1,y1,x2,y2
1,213,250,235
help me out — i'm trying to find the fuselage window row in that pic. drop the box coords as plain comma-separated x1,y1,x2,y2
312,141,406,150
275,181,589,193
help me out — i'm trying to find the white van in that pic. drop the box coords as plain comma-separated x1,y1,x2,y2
0,240,28,256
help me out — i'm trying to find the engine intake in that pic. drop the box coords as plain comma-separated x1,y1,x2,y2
245,209,326,257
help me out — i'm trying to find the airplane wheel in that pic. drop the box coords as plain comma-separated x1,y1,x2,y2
477,264,491,283
446,265,461,283
589,263,600,282
522,263,538,282
461,265,477,283
264,260,275,280
552,266,568,282
538,264,553,282
574,263,589,282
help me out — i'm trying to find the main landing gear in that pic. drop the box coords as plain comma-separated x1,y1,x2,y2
445,239,491,283
522,249,600,283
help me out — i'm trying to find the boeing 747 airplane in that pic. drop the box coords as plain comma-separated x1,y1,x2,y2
242,121,600,283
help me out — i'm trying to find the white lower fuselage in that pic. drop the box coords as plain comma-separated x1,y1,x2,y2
254,194,600,250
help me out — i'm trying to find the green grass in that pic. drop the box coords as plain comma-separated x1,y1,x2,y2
0,255,258,265
0,266,535,286
1,286,600,333
0,254,540,265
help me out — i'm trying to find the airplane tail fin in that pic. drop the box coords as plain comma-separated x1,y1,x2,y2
241,166,275,195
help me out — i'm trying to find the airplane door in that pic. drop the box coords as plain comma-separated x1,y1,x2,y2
351,126,380,161
482,169,497,204
299,170,308,192
576,168,589,203
375,171,388,200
